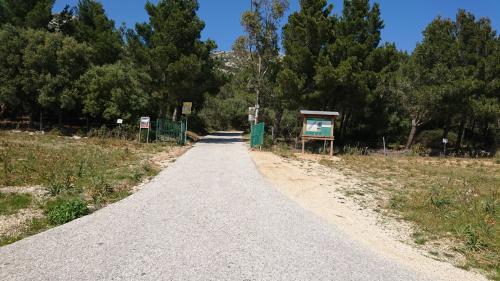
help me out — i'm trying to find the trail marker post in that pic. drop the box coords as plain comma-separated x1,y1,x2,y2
182,102,192,143
442,138,448,156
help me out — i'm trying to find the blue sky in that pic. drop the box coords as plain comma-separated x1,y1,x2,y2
53,0,500,52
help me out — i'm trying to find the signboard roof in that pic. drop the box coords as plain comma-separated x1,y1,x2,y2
300,110,340,117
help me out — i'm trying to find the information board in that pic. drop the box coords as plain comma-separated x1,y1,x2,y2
303,117,333,137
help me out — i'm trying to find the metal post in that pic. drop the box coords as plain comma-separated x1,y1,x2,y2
185,116,188,144
383,136,387,156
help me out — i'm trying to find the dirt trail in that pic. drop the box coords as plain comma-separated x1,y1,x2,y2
250,151,487,281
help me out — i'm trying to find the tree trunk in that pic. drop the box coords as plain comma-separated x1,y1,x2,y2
172,106,178,122
58,109,62,128
339,110,349,141
455,119,466,149
273,108,283,143
0,103,5,118
405,119,418,149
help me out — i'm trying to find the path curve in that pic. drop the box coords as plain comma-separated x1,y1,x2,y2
0,132,432,281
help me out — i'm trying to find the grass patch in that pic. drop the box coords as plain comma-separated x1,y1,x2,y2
0,131,177,245
46,197,89,225
0,193,32,216
322,154,499,277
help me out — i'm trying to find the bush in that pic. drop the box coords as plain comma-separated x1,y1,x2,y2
46,197,89,225
416,129,457,148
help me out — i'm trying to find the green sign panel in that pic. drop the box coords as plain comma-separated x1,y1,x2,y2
304,117,332,137
250,122,265,148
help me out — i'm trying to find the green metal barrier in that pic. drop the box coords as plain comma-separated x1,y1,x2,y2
155,119,187,145
250,122,265,148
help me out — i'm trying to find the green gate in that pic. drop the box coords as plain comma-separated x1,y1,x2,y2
155,119,187,145
250,122,265,148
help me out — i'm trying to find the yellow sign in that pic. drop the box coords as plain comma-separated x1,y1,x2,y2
182,102,192,115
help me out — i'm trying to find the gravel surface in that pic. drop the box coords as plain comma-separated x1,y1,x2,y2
0,132,431,281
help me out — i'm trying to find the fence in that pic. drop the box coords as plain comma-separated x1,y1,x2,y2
155,119,187,145
250,122,265,148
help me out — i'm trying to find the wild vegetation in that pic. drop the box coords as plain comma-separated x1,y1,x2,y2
318,154,499,279
0,131,177,246
0,0,497,151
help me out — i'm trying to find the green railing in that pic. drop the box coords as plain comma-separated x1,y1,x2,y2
250,122,265,148
155,119,186,145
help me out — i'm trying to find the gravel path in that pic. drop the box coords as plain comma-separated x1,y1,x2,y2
0,132,431,281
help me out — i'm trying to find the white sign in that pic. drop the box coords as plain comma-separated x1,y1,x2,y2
140,117,150,129
442,138,448,144
306,120,331,132
248,114,255,122
248,107,256,115
306,120,322,132
117,119,123,124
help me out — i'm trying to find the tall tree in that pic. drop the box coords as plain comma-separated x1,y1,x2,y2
73,0,122,65
239,0,288,133
404,10,499,148
278,0,334,111
0,25,27,117
134,0,218,119
314,0,385,139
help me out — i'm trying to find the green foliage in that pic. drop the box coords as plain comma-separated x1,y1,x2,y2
79,62,151,122
73,0,122,65
131,0,219,118
0,0,54,29
45,197,88,225
0,192,32,215
399,10,500,149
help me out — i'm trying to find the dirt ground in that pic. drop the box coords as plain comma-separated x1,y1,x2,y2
250,151,487,281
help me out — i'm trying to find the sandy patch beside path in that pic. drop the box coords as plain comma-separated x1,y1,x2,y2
250,151,487,281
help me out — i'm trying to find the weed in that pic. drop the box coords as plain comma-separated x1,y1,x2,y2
388,195,404,209
46,197,89,225
412,232,428,245
87,176,113,206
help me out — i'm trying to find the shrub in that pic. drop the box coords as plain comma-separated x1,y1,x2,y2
416,129,457,148
46,197,89,225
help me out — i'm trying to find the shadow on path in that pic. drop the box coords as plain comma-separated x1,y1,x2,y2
199,132,244,144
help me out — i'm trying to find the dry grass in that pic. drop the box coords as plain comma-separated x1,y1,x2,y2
322,154,499,279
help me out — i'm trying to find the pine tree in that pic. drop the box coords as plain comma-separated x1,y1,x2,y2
73,0,123,65
134,0,218,119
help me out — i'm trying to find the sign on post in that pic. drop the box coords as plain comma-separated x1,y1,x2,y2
140,117,150,129
139,117,151,143
182,102,192,115
117,119,123,124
